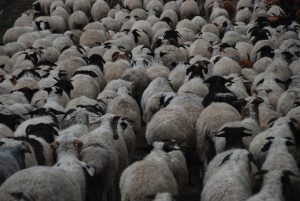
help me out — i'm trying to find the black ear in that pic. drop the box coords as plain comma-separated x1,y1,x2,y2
256,79,264,86
0,141,4,146
286,140,296,147
111,116,121,140
43,87,52,94
220,153,233,166
266,136,275,140
160,52,168,57
268,118,278,127
88,54,105,71
61,46,70,53
282,170,296,201
159,95,165,106
261,141,273,152
146,194,156,200
120,120,128,129
252,169,268,194
248,153,256,164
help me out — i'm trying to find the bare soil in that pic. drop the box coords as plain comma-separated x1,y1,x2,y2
0,0,35,42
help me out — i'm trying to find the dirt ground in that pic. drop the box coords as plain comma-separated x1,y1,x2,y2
0,0,35,42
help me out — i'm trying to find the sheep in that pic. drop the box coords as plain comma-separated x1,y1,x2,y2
235,42,253,66
143,91,176,123
59,45,87,61
212,56,242,76
104,60,131,82
79,114,121,201
201,149,254,201
277,83,300,116
146,105,195,148
0,125,14,139
70,73,100,100
56,56,87,79
31,84,71,108
0,139,30,185
131,20,153,40
253,75,285,108
202,76,238,108
168,93,204,124
203,148,257,185
260,137,299,174
100,17,120,33
264,57,291,82
177,77,209,99
2,42,26,57
17,30,52,49
124,0,143,10
235,7,253,23
249,117,300,167
0,134,93,201
14,13,33,27
120,141,179,201
73,0,92,17
167,63,188,92
103,79,134,94
255,97,282,130
189,39,212,59
51,6,70,25
52,35,74,53
76,64,106,90
246,170,300,201
196,102,241,171
180,0,200,20
146,0,164,17
2,27,35,44
160,9,178,28
68,11,89,30
0,87,38,105
106,87,141,134
224,73,249,99
117,118,136,157
209,1,230,22
176,27,195,43
130,8,148,20
141,77,173,112
35,16,67,33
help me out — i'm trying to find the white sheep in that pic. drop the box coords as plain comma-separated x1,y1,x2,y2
141,77,173,112
68,11,89,30
201,149,253,201
73,0,91,17
2,27,35,44
196,102,241,170
120,141,178,201
180,0,200,20
0,135,93,201
146,105,195,148
106,87,141,134
79,114,121,201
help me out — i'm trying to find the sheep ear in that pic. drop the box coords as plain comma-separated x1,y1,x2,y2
74,139,83,150
252,169,268,193
112,52,120,62
81,161,95,177
282,170,297,201
111,115,121,140
20,142,32,153
286,140,296,147
220,153,233,166
50,141,60,150
261,141,273,152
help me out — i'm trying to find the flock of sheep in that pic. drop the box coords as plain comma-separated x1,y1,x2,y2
0,0,300,200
